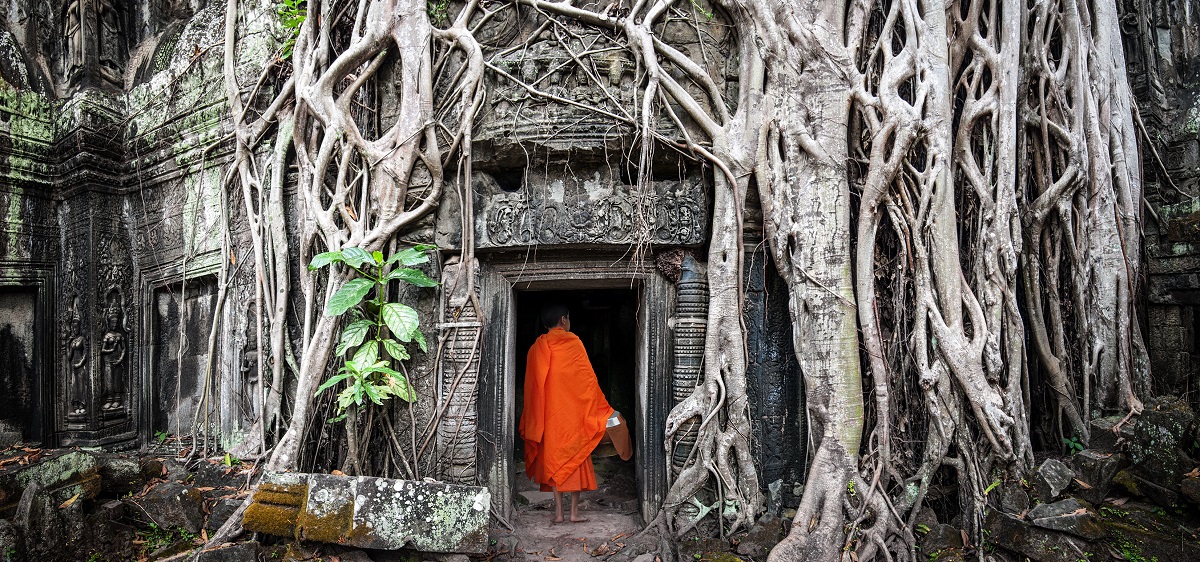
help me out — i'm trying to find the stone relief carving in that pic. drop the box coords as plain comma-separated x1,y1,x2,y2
64,296,88,423
474,171,707,248
62,0,127,91
239,304,262,422
99,285,127,418
63,0,85,87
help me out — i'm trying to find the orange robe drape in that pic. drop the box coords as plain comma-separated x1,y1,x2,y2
519,328,614,492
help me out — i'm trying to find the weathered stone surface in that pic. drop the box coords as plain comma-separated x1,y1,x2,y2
1113,469,1180,507
0,450,100,514
243,472,490,554
919,524,964,553
1088,416,1131,452
516,490,554,507
1183,477,1200,504
735,515,783,557
196,541,260,562
131,482,204,533
1070,449,1130,504
1127,397,1195,486
93,452,145,497
0,518,22,562
1034,458,1075,502
1027,498,1105,540
195,460,245,489
995,482,1030,515
207,496,247,531
984,511,1095,562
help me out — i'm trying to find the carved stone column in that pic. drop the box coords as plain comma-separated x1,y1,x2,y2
670,254,707,471
437,258,481,484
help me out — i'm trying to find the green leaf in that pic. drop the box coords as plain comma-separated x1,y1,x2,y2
341,247,374,269
381,303,420,342
352,340,379,366
413,329,428,353
382,338,409,361
391,374,417,402
309,251,345,270
336,319,373,356
325,278,374,316
386,268,438,287
363,383,383,405
372,250,384,265
315,371,352,396
386,245,435,267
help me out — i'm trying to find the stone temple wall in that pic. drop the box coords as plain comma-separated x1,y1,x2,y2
1125,0,1200,410
0,0,809,515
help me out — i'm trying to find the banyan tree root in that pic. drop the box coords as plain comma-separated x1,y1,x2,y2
203,0,1150,558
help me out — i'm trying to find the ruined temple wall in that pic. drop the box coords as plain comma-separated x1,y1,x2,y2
1125,0,1200,406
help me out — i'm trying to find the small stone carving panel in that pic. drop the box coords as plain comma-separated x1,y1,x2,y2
473,170,706,248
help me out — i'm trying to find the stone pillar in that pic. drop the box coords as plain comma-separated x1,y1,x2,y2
57,92,136,448
437,258,481,483
670,254,707,471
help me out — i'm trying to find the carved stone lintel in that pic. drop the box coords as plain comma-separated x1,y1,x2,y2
471,170,707,249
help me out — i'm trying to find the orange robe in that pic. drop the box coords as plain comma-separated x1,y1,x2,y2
519,328,614,492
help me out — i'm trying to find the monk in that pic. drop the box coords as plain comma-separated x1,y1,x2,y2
519,303,614,524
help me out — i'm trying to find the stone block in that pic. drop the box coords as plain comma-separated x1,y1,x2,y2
196,541,261,562
984,512,1095,562
243,472,490,554
918,524,964,555
1070,449,1130,504
995,482,1030,515
0,451,100,514
195,461,251,490
92,453,145,498
132,482,205,533
207,496,247,531
516,490,554,507
1183,477,1200,505
735,515,783,557
1113,469,1180,507
1127,397,1195,486
1027,498,1105,540
1034,458,1075,502
1088,416,1131,452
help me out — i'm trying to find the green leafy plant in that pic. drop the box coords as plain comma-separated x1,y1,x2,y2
277,0,307,59
1063,436,1085,455
310,245,437,472
154,430,168,443
222,452,241,467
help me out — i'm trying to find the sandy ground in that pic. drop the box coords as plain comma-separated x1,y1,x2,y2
496,455,648,561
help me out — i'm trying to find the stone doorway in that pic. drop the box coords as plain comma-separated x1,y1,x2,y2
0,287,42,447
512,288,641,515
476,255,672,523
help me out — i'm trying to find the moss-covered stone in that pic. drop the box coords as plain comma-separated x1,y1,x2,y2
243,472,489,554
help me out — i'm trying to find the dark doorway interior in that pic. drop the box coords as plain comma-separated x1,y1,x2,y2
0,287,40,446
513,288,640,511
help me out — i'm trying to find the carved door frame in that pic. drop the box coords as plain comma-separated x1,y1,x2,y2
476,253,673,522
0,262,55,446
136,258,222,447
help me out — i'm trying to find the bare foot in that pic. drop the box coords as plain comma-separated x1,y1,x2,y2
551,516,564,525
570,516,589,523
